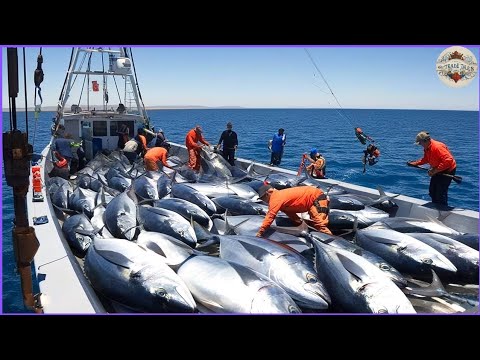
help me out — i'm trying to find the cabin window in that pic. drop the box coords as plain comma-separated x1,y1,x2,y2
93,121,108,136
110,121,135,137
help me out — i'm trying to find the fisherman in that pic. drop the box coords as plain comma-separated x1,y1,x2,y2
117,122,130,149
355,127,374,145
53,133,76,171
116,103,126,114
148,129,167,148
255,184,332,237
362,143,380,172
270,128,286,166
216,121,238,166
48,151,70,180
407,131,457,207
144,143,172,171
135,128,149,157
185,125,210,172
123,137,140,164
304,147,326,178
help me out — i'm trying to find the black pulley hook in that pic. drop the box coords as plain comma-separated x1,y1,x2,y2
34,54,44,87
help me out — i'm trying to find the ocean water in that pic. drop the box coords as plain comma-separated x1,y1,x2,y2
2,108,479,313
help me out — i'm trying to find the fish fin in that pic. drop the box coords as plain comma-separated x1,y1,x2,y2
126,185,138,204
336,252,370,282
403,270,446,297
270,221,309,236
93,242,134,269
52,202,79,215
424,214,455,230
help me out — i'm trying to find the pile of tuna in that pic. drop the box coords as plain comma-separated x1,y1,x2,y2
47,148,479,314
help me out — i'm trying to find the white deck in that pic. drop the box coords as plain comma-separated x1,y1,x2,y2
27,145,105,313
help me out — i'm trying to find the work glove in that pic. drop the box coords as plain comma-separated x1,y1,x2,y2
256,231,264,238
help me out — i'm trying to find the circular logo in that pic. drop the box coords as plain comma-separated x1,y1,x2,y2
436,46,478,88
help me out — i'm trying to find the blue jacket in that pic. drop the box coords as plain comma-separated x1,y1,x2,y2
271,133,286,153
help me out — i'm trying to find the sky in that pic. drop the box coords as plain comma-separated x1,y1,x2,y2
1,46,479,111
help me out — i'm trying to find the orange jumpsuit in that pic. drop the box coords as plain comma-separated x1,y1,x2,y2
185,128,209,171
144,147,170,171
258,186,332,236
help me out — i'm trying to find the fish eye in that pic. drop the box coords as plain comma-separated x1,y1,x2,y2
288,305,300,313
397,245,407,252
156,288,167,297
421,258,433,265
379,263,391,271
306,273,318,283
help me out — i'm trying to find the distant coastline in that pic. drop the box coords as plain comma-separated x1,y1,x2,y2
2,106,478,112
1,105,245,112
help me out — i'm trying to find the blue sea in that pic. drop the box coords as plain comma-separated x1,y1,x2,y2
2,108,479,313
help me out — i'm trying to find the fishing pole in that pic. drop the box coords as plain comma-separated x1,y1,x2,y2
407,163,462,184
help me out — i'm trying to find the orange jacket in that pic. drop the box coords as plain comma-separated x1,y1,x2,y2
414,139,456,172
259,186,324,233
185,128,209,150
144,147,170,167
137,134,148,152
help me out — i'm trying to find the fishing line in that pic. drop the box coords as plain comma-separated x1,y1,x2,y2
305,48,385,156
304,48,356,129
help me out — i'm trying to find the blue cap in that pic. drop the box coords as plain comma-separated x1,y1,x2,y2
310,147,318,156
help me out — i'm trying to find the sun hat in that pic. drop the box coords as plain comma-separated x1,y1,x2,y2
415,131,430,145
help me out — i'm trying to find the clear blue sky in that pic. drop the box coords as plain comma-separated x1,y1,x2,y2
2,46,479,110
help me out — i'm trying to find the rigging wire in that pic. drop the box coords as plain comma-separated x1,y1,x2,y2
22,48,29,139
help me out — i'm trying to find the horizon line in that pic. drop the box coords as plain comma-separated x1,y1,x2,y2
2,106,478,112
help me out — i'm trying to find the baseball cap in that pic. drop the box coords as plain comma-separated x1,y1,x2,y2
257,184,273,198
227,122,232,127
415,131,430,145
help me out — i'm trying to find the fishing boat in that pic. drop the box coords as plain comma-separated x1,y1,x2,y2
4,47,478,314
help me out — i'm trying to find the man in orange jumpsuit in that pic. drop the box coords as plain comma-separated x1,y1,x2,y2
185,125,210,171
255,184,332,237
144,144,172,171
407,131,457,206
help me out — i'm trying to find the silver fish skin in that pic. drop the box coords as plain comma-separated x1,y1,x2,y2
177,256,301,314
84,237,196,313
62,214,95,254
137,206,197,247
104,190,137,240
355,227,457,278
312,239,416,314
217,234,331,310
